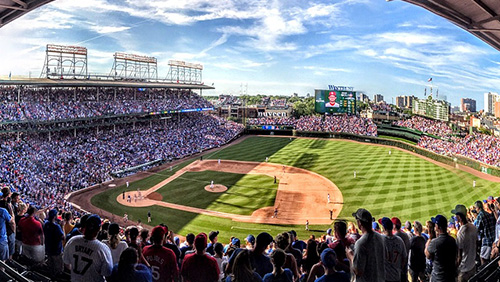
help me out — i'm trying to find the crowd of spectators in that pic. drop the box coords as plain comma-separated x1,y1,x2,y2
2,190,498,282
419,134,500,167
371,102,393,112
246,117,298,126
296,115,378,137
393,116,453,138
0,112,243,210
0,87,213,122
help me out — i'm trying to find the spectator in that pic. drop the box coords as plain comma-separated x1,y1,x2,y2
163,227,181,262
245,234,256,250
408,221,426,282
315,248,350,282
263,248,293,282
346,208,385,282
180,233,195,262
424,215,457,282
474,200,496,265
213,242,226,282
275,232,300,280
0,204,13,262
14,201,26,258
63,214,113,282
18,205,44,263
207,230,219,256
302,239,319,278
143,225,178,282
226,232,273,278
391,217,409,282
226,249,262,282
44,209,65,276
306,242,328,282
452,205,477,282
0,187,16,259
103,223,128,265
379,217,406,282
108,247,152,282
181,233,220,282
328,220,354,274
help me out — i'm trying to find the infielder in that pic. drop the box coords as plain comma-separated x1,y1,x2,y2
210,180,214,189
473,180,476,188
327,193,330,203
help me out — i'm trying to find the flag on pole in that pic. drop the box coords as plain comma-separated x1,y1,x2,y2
427,77,432,82
9,72,11,80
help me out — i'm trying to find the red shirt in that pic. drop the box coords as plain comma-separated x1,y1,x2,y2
18,216,43,246
181,253,219,282
143,244,179,282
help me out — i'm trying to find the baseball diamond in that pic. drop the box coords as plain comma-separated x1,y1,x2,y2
80,136,500,242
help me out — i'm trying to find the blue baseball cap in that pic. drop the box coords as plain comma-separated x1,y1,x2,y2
246,234,255,245
320,248,337,268
372,222,380,230
231,238,241,246
378,217,393,231
431,215,447,230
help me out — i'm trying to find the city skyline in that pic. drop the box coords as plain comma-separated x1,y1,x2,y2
1,0,500,108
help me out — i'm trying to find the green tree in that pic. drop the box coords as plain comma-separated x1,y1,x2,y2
292,97,315,118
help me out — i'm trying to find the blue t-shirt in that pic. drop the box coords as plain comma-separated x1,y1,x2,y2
44,220,64,255
0,208,11,242
263,269,293,282
315,271,350,282
108,263,152,282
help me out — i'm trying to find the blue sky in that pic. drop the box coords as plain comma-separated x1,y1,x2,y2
1,0,500,108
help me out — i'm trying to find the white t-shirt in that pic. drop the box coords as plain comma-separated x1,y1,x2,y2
457,223,478,272
103,239,128,265
63,235,113,282
353,231,386,282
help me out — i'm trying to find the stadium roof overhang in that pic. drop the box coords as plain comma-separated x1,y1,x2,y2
401,0,500,52
0,78,216,89
0,0,54,28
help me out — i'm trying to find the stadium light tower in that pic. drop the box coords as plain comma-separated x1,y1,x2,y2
109,52,158,81
40,44,88,79
166,60,203,84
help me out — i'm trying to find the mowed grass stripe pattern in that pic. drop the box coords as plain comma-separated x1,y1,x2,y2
92,136,498,241
209,137,498,224
156,170,278,215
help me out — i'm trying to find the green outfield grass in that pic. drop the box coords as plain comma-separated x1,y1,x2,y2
156,170,278,215
92,136,500,241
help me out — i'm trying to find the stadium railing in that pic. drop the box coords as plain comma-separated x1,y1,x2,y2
469,256,500,282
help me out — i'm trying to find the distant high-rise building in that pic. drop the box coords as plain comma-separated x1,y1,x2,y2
357,93,369,102
412,96,450,121
374,94,384,103
460,98,476,112
484,92,500,114
395,96,405,108
495,102,500,118
405,96,415,108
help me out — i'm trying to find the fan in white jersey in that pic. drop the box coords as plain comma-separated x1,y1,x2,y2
63,214,113,282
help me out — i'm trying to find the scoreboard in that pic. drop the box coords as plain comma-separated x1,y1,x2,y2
315,89,357,114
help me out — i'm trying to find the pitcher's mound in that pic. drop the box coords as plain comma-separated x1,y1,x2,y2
204,184,228,193
147,192,163,201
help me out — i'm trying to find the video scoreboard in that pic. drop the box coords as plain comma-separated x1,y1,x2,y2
315,89,357,114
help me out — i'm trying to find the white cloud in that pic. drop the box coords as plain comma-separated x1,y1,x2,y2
90,26,131,34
